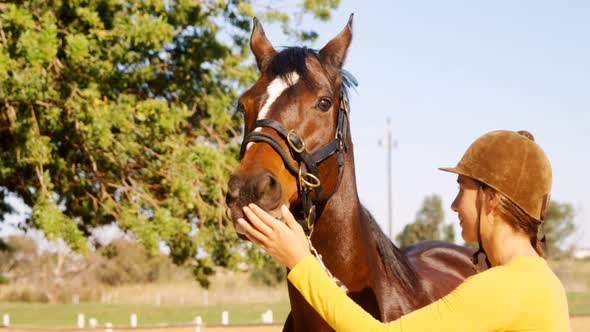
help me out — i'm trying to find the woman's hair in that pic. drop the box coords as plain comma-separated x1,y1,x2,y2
480,183,545,257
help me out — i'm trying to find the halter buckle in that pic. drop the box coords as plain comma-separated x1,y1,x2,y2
288,129,306,153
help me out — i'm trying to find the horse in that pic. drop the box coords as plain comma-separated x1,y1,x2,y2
226,15,486,331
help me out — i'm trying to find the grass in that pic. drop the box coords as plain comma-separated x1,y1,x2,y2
0,302,291,327
568,292,590,316
0,292,588,328
1,292,588,328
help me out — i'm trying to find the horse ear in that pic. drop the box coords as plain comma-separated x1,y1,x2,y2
250,17,277,72
319,14,353,69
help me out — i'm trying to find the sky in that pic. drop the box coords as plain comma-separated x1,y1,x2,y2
2,1,589,249
263,0,590,247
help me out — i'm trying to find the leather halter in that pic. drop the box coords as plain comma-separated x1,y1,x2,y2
239,92,350,235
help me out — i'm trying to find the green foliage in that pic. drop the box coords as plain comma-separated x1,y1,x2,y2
250,258,287,287
32,196,88,253
0,1,339,286
441,223,455,243
544,201,576,259
0,189,15,218
396,194,455,247
246,242,286,286
96,239,179,285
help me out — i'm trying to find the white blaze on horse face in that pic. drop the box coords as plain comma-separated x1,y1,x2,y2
246,72,300,150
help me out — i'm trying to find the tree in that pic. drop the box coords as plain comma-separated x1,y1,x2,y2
396,194,455,247
0,234,89,302
543,201,576,259
0,0,340,286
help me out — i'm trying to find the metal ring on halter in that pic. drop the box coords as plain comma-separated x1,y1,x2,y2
225,208,233,223
288,129,306,153
298,165,321,189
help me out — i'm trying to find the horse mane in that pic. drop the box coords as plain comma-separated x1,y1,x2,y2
268,47,357,99
362,205,422,294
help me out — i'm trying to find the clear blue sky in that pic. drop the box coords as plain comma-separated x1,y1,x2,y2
2,1,589,249
267,0,590,247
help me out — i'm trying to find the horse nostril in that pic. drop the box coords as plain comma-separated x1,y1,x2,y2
255,173,276,196
255,172,282,209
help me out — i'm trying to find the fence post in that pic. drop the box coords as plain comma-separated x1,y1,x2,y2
130,313,137,328
261,309,273,323
221,311,229,325
2,314,9,326
194,316,203,332
89,318,98,328
105,322,113,332
78,313,85,328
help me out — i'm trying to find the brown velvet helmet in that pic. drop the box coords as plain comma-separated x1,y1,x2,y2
440,130,552,221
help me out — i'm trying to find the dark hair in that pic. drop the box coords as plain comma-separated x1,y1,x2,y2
480,184,545,257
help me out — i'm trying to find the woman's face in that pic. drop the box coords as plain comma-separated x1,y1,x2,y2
451,175,480,242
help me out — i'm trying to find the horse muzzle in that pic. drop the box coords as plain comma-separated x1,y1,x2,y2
226,170,284,237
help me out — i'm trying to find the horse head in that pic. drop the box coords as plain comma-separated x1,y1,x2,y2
226,16,355,237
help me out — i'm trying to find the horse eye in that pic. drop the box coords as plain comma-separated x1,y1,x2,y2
317,97,333,112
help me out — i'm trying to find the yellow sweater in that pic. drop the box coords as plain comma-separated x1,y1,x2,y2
288,255,570,331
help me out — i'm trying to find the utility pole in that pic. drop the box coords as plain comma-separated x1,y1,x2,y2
380,118,397,240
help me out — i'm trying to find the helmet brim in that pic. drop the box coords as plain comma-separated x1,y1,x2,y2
438,167,461,174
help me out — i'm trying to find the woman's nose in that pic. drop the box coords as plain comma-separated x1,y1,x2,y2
451,196,459,212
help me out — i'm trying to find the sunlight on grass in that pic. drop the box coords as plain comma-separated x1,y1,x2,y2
0,302,291,327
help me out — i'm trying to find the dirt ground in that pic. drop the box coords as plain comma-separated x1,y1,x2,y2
1,317,589,331
571,315,590,332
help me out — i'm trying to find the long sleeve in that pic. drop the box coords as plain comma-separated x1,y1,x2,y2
287,255,569,332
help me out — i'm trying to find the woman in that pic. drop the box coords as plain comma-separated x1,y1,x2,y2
237,130,570,331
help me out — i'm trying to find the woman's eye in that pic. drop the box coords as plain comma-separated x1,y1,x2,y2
317,97,333,112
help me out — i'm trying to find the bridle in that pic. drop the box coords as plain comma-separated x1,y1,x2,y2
239,91,350,235
238,89,352,291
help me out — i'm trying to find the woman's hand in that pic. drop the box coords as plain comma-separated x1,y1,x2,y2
238,204,311,269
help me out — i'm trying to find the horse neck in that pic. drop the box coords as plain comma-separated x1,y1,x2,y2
311,145,375,285
309,136,425,315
